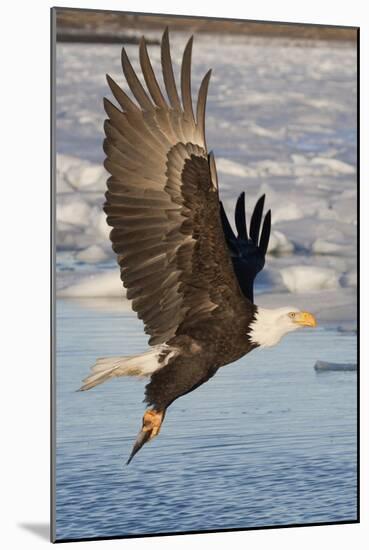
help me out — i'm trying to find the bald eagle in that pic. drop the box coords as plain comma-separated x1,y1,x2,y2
79,29,317,464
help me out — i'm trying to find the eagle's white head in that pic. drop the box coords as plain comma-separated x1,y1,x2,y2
249,306,317,348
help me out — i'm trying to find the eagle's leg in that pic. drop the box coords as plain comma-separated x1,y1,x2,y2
126,408,165,465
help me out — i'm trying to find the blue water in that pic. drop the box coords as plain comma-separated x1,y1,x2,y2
55,298,357,541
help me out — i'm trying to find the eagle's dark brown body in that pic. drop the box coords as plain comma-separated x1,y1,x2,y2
146,305,258,410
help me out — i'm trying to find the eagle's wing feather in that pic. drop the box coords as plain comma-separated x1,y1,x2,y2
103,29,248,346
220,193,271,303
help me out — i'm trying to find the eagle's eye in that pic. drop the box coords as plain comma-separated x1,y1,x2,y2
288,312,296,319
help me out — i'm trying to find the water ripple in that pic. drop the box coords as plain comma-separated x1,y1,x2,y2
55,299,357,540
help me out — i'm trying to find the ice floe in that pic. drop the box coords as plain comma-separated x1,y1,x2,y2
314,361,357,372
280,265,340,293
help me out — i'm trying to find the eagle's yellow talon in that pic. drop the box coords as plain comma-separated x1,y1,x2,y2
126,409,165,464
142,409,165,439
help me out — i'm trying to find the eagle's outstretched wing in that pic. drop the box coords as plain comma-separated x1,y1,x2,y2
220,193,271,302
103,29,251,346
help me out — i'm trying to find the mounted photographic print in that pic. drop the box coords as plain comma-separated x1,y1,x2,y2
51,7,359,543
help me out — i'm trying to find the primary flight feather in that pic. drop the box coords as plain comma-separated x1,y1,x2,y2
79,28,317,464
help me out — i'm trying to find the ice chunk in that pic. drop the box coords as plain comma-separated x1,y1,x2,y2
216,158,257,178
314,361,356,372
268,230,294,254
56,198,91,227
95,210,111,240
280,265,340,293
56,173,73,194
58,270,124,298
312,238,351,255
271,203,304,223
57,154,106,191
310,157,356,175
216,155,356,180
75,245,109,263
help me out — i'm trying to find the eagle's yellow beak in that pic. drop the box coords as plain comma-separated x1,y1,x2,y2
294,311,317,328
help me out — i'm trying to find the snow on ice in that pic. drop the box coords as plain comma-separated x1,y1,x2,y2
55,33,357,327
